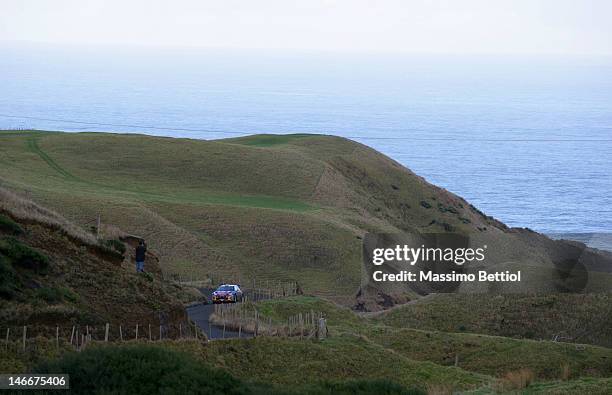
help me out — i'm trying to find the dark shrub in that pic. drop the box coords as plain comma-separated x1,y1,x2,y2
60,287,79,303
420,201,432,209
36,287,66,304
34,344,269,395
0,214,23,235
0,237,49,272
0,255,18,299
102,239,126,255
305,379,425,395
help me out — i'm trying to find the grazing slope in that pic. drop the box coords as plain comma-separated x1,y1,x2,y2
0,192,186,330
1,131,610,305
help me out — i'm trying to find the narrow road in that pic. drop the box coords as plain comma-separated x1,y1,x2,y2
186,287,270,340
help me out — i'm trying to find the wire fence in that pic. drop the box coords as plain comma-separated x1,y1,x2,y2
2,320,204,353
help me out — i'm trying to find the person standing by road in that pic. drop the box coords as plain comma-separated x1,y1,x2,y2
135,239,147,273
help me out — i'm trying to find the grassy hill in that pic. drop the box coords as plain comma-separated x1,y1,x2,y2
0,187,186,333
2,130,610,307
251,296,612,380
373,293,612,347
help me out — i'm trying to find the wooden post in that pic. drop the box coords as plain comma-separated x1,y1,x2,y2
159,325,162,341
254,310,259,337
135,324,139,340
70,326,75,345
238,322,242,338
454,354,459,367
149,324,152,341
300,314,304,339
56,326,60,348
179,323,182,338
5,327,10,350
119,325,123,341
22,326,26,351
96,214,101,238
104,323,110,342
317,317,327,340
222,322,226,339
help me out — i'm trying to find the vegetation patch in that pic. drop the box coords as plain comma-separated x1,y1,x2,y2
0,255,19,299
0,237,49,273
33,343,428,395
35,286,79,304
0,214,23,235
102,238,126,255
420,201,432,209
228,134,315,147
34,344,268,395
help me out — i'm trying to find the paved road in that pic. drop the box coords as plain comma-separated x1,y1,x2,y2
186,287,269,340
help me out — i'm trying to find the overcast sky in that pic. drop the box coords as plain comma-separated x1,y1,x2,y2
1,0,611,55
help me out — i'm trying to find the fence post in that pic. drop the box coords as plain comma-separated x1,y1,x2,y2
22,326,26,352
56,326,60,349
105,323,110,342
254,310,259,337
317,317,327,340
179,323,182,338
300,314,304,339
149,324,152,341
119,325,123,342
5,328,9,351
135,324,139,341
159,325,162,341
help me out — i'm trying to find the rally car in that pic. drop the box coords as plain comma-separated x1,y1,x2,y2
211,284,243,304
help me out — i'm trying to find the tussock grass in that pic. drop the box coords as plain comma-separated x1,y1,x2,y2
493,368,535,392
0,187,97,245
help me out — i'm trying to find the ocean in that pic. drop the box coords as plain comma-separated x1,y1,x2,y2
1,44,611,236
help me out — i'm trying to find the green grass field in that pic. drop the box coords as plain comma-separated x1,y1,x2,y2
4,129,606,303
0,129,504,299
252,296,612,380
374,293,612,348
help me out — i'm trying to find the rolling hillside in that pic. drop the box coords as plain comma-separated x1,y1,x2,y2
1,130,611,306
0,187,186,332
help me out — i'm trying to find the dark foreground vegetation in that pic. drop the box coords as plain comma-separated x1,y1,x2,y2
34,344,424,395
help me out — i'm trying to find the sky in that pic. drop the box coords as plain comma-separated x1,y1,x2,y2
0,0,611,55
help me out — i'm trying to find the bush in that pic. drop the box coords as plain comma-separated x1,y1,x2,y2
420,201,432,209
304,379,425,395
35,287,77,304
61,287,79,303
102,239,126,255
33,344,271,395
0,214,23,235
0,237,49,272
0,255,19,299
